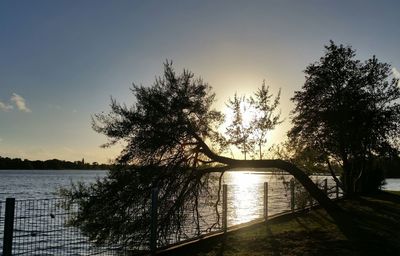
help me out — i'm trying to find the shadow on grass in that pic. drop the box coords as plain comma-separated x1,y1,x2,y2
265,226,283,256
325,191,400,255
159,192,400,256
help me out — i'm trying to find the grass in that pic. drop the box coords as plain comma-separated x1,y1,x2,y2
159,191,400,256
387,190,400,196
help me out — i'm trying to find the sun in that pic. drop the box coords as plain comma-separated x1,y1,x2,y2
221,100,258,130
219,98,268,159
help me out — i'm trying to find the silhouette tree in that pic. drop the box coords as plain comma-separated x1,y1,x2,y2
225,82,282,160
225,93,253,159
62,61,338,248
289,41,400,196
249,81,282,159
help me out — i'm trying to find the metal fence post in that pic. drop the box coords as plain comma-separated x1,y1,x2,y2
324,179,328,195
222,184,228,232
290,179,295,212
150,188,158,255
3,198,15,256
264,182,268,221
336,183,339,199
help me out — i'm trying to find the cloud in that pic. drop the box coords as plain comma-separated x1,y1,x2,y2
0,101,13,111
10,93,31,112
393,67,400,79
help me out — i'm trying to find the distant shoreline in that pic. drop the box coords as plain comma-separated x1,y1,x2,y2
0,156,112,170
2,156,399,178
0,168,109,171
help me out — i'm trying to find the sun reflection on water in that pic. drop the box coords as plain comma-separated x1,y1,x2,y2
222,171,338,227
225,171,266,225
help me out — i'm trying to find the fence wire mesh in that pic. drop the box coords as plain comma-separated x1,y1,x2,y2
6,198,141,256
227,183,265,226
0,200,4,252
159,185,223,248
1,174,343,255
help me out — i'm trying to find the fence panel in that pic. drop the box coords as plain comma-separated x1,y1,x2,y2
227,183,265,226
7,198,136,256
1,175,344,255
159,186,223,247
267,179,292,216
0,200,4,252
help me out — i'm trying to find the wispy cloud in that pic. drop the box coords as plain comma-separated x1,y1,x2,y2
393,67,400,79
10,93,31,113
0,101,13,112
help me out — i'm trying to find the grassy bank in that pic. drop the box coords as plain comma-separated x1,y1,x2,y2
160,191,400,256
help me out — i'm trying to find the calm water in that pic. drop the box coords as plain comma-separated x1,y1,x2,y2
0,169,107,200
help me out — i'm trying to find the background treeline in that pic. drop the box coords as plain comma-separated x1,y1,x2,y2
0,156,111,170
378,156,400,178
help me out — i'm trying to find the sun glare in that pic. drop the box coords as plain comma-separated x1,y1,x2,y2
231,171,260,185
227,172,264,224
220,98,273,159
222,100,258,130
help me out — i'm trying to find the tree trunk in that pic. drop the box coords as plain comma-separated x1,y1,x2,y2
197,138,341,213
326,160,342,188
226,159,341,213
343,165,355,197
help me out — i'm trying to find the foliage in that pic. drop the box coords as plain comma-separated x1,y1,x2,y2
60,165,218,248
270,140,329,174
225,94,253,159
225,82,282,160
249,82,282,159
93,61,224,166
289,41,400,195
63,62,226,248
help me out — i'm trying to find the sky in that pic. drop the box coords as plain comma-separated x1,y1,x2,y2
1,0,399,163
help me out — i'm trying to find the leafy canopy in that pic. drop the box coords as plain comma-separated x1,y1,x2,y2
289,41,400,193
93,61,224,167
67,62,227,247
225,82,282,160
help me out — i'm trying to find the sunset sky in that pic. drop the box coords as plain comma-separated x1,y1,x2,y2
1,0,399,163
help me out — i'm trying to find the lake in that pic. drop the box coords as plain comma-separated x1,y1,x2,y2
0,169,399,214
0,169,107,200
0,170,399,217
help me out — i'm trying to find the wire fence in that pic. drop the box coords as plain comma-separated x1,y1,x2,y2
0,200,4,254
159,191,223,248
1,198,134,256
1,176,343,255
